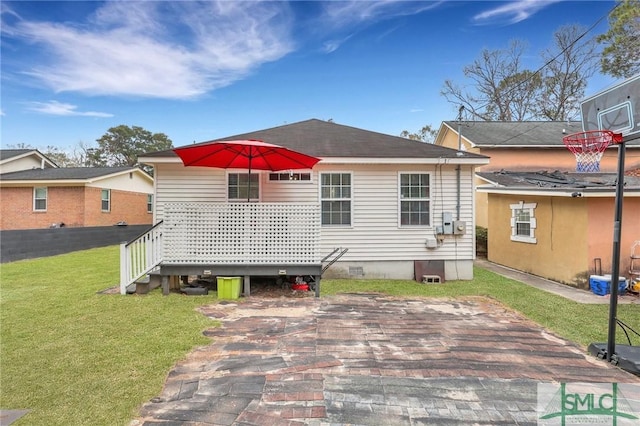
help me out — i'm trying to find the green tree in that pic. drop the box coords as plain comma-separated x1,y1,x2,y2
400,125,438,143
597,0,640,79
89,125,173,167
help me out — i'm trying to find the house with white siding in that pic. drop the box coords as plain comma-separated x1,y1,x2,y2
124,119,488,295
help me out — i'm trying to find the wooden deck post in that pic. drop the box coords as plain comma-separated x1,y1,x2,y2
162,276,169,296
243,275,251,296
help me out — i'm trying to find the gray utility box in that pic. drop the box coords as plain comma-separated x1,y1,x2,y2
453,221,466,235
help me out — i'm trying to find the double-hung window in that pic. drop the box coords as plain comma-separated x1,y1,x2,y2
228,173,259,201
101,189,111,212
510,201,537,243
321,173,351,226
399,173,430,226
147,194,153,213
34,187,47,211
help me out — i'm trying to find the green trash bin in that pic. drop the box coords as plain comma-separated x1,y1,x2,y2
217,277,242,299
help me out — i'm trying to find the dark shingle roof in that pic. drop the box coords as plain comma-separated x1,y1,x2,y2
0,167,135,181
144,119,487,160
0,149,59,168
443,121,640,148
477,170,640,190
0,149,33,161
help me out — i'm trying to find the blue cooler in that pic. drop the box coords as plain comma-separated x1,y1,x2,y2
589,275,627,296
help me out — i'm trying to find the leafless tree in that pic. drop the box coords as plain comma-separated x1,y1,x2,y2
538,25,598,121
441,24,599,122
441,40,541,121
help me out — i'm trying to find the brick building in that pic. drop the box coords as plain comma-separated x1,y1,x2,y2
0,150,154,230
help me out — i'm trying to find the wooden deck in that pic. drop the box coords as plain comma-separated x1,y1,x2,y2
158,263,323,297
122,202,324,296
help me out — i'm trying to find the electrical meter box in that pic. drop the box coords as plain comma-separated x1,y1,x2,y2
442,212,453,234
453,221,466,235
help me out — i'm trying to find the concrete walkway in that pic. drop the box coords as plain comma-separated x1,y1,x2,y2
475,258,639,304
134,294,639,425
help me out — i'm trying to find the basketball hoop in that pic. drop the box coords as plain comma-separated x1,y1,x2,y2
563,130,623,172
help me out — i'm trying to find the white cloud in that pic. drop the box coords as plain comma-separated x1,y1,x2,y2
317,1,442,52
472,0,562,25
322,0,442,29
25,101,113,117
410,108,424,113
322,35,353,54
4,1,294,99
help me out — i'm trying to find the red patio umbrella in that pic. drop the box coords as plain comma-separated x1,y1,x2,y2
173,139,321,201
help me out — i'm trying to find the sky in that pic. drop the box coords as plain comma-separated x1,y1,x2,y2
0,0,622,153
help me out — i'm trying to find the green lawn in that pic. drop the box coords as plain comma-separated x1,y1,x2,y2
1,247,638,425
0,247,216,425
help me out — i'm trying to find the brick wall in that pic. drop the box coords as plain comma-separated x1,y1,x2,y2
84,187,152,227
0,186,153,230
0,187,85,229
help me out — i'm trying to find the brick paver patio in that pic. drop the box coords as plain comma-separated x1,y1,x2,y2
135,294,639,425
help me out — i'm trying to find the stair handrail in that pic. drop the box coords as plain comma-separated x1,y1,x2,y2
119,220,164,294
322,247,349,274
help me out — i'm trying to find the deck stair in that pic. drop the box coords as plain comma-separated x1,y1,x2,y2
119,221,164,294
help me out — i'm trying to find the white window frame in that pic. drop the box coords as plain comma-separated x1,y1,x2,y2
227,172,260,202
398,172,431,227
101,189,111,212
510,201,537,243
147,194,153,213
33,187,47,211
320,172,352,227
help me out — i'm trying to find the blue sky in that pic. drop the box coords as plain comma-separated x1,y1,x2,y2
1,0,619,152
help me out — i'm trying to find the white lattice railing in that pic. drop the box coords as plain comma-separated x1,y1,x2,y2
119,221,164,294
163,202,321,265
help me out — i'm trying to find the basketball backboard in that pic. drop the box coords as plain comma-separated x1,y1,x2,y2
581,74,640,137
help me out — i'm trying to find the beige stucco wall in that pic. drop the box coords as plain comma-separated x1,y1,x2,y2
474,178,489,228
487,194,590,286
487,193,640,288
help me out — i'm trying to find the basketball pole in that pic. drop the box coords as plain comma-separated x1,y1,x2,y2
606,136,626,363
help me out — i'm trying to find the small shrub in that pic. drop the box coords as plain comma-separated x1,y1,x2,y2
476,226,488,257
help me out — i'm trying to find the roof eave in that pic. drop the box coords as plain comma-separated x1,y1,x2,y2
0,179,88,186
321,157,490,165
85,168,153,184
140,156,490,166
477,186,640,197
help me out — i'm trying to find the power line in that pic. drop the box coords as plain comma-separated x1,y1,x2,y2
463,1,621,121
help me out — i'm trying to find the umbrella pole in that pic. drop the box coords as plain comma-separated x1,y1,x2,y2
247,152,252,202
